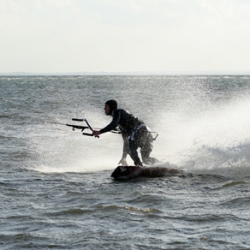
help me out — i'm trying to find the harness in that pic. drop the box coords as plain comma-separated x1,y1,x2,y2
129,124,146,141
129,124,158,141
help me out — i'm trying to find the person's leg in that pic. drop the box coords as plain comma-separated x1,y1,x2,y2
128,127,146,166
140,131,158,165
129,139,143,166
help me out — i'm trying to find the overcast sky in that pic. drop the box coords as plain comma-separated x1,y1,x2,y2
1,0,250,73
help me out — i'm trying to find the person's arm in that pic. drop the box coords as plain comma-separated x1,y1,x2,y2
100,110,121,133
92,110,120,136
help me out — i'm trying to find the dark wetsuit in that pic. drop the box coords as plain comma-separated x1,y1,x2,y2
100,109,157,166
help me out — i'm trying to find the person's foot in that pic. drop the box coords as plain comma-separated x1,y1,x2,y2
143,157,158,165
135,164,144,168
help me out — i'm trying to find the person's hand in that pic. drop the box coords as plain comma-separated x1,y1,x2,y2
118,158,128,166
92,130,101,138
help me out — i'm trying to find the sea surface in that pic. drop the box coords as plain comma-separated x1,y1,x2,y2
1,75,250,249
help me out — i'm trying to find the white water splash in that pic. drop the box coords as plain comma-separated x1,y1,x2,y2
155,96,250,173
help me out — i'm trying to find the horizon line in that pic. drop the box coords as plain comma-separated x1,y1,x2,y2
1,70,250,76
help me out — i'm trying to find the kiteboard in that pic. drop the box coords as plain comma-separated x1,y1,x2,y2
111,165,178,180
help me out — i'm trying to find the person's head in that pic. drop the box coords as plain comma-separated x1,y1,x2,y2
104,99,117,115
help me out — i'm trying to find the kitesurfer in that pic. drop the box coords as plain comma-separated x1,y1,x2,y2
92,100,158,166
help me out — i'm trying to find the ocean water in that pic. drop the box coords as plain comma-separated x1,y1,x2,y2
1,75,250,249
